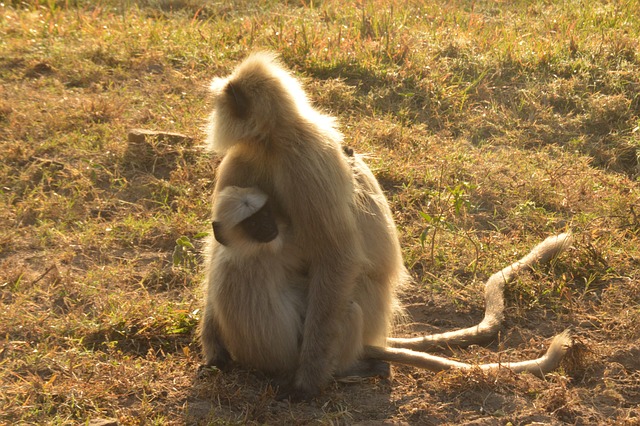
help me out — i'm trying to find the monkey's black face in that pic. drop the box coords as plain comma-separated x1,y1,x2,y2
239,202,279,243
212,201,279,247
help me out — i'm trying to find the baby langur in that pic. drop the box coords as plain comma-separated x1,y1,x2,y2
205,185,573,386
200,52,573,399
202,186,308,376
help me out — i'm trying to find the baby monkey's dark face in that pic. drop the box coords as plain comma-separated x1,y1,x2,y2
212,200,279,247
238,201,279,243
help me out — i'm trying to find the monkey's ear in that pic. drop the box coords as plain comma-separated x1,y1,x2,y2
342,145,354,157
224,82,249,119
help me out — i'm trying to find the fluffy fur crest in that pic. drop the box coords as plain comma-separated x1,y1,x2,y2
206,52,336,153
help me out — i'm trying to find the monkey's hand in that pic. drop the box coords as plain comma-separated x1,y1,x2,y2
197,353,232,380
196,365,220,380
198,346,232,377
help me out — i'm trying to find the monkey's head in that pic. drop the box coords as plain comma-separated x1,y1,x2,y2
212,186,282,254
206,51,336,154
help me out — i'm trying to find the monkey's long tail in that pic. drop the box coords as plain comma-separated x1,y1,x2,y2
387,233,573,351
366,329,572,376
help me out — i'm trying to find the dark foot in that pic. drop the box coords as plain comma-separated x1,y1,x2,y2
197,354,232,379
275,381,320,402
336,359,391,380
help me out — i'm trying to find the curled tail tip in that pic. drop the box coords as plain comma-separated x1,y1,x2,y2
542,232,573,247
556,232,574,248
531,330,573,376
534,232,573,263
548,329,573,357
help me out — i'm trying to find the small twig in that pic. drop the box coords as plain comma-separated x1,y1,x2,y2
30,156,65,170
31,264,57,285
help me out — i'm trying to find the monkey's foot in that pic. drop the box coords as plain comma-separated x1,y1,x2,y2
275,382,321,402
197,356,233,379
336,359,391,383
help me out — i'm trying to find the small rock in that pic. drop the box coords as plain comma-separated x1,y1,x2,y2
127,128,193,145
25,62,55,78
124,129,195,178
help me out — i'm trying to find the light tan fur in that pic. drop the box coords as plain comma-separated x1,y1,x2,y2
200,53,573,399
202,186,306,375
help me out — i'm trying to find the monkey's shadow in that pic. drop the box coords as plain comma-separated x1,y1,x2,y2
183,302,491,423
185,364,396,423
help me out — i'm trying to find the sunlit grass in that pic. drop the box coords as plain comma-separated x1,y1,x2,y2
1,0,639,424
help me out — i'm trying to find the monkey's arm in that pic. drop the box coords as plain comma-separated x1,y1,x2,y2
289,257,361,399
213,150,263,197
388,233,573,351
282,149,364,399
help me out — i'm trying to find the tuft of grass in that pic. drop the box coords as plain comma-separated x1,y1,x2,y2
1,0,639,424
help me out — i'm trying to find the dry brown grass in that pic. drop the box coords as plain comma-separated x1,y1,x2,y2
1,0,639,424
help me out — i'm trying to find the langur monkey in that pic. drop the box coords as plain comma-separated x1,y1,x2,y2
200,52,573,399
205,186,572,385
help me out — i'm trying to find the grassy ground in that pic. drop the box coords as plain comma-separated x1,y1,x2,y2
1,0,639,424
